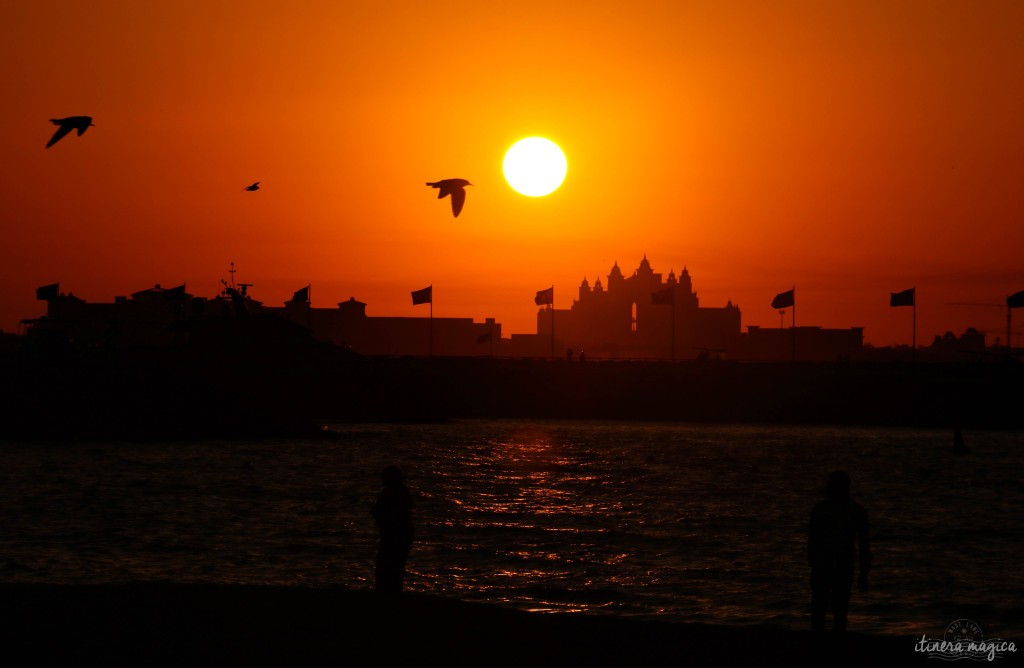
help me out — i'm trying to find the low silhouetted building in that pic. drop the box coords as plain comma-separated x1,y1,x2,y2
274,297,499,357
739,325,864,362
26,283,501,357
26,285,211,348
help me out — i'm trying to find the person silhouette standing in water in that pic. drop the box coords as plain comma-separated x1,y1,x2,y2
808,471,871,632
371,465,414,593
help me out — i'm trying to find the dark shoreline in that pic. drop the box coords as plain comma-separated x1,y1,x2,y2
0,582,931,667
2,341,1022,440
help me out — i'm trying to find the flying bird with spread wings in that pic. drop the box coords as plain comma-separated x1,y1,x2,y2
46,116,94,148
244,182,261,191
426,179,472,217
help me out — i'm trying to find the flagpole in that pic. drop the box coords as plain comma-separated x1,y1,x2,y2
1007,291,1024,354
912,286,916,362
430,296,433,358
550,286,555,361
791,285,796,362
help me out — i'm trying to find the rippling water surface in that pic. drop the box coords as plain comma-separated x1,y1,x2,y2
1,420,1021,638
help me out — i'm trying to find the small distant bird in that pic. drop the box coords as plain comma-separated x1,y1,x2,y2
426,179,472,217
46,116,94,148
244,182,261,191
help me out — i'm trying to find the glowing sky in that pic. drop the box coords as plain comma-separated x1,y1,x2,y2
2,1,1022,346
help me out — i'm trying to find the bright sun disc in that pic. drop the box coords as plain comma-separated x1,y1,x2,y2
503,137,567,197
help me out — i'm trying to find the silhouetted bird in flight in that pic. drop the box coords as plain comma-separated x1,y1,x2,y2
46,116,94,148
244,182,261,191
426,179,472,217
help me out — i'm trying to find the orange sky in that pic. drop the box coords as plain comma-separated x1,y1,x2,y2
2,1,1023,347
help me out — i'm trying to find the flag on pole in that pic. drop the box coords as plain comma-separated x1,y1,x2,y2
535,287,553,306
476,330,492,344
35,283,60,300
411,285,432,305
1008,290,1024,309
771,289,794,309
651,286,675,305
890,287,915,307
291,285,310,303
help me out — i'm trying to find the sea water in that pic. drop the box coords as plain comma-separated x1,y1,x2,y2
1,420,1021,639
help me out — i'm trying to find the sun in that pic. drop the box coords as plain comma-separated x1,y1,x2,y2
503,137,567,197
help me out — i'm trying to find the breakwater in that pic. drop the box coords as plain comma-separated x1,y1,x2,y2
1,334,1020,438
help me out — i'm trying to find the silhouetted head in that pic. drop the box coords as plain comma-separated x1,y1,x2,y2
382,465,404,487
825,471,851,503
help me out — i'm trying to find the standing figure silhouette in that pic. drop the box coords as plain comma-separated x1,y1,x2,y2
371,465,414,593
808,471,871,632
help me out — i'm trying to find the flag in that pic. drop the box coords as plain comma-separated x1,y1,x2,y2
291,285,310,303
1008,290,1024,309
771,289,794,309
411,285,432,305
35,283,59,300
535,287,553,306
476,330,492,344
651,286,674,305
890,287,915,307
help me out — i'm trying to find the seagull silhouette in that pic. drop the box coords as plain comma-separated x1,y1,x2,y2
426,179,472,217
244,182,261,191
46,116,94,148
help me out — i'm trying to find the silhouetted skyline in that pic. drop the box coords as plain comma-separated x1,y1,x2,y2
3,3,1023,348
23,254,1021,363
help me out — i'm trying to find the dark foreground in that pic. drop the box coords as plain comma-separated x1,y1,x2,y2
0,583,930,667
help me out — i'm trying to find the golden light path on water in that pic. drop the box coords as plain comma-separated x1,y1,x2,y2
440,426,632,614
1,420,1021,637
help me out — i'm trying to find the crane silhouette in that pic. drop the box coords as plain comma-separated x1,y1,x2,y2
947,302,1020,350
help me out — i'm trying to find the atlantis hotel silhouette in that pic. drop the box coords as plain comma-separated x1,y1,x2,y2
24,256,870,361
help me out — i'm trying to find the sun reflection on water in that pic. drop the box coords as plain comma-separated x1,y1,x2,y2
6,420,1020,635
423,426,645,615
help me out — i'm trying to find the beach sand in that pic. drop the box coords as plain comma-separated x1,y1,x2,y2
1,583,930,666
